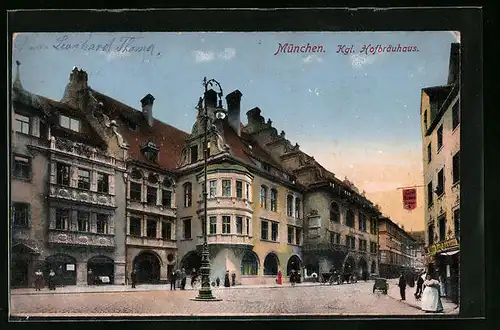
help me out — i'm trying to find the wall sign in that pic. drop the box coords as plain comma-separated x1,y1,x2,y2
428,238,459,256
66,264,75,271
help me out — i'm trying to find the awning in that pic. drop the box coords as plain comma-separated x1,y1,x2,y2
12,242,41,255
440,250,460,256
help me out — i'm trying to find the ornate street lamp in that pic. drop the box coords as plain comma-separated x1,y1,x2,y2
191,77,226,301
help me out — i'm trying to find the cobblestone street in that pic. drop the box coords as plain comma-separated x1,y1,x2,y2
11,281,426,317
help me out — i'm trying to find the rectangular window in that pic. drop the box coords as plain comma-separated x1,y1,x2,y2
183,219,191,239
162,190,172,207
270,189,277,212
288,226,293,244
209,216,217,234
184,183,192,207
271,222,279,242
222,216,231,234
209,180,217,198
236,181,243,198
55,209,69,230
162,221,172,240
236,216,243,234
427,143,432,163
77,211,90,232
77,168,91,190
96,214,108,234
346,236,355,249
453,151,460,184
427,181,433,206
246,217,250,236
56,163,70,186
130,182,142,201
437,125,443,150
13,155,31,180
15,113,30,134
439,215,446,242
60,115,80,132
428,224,434,245
190,145,198,163
222,180,231,197
260,186,268,209
147,186,157,205
287,195,294,217
12,202,30,228
97,173,109,193
452,100,460,130
246,183,250,200
146,218,157,238
130,217,141,236
437,168,445,196
295,198,301,218
295,228,302,245
261,220,268,240
454,208,460,240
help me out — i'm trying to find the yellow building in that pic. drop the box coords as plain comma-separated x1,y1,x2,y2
420,43,460,303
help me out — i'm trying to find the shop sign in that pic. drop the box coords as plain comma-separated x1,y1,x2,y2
66,264,75,271
428,238,459,256
402,188,417,211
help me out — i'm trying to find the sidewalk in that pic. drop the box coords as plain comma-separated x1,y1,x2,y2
387,279,459,315
11,281,325,296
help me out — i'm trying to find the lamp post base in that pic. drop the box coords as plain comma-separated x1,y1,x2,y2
191,287,222,301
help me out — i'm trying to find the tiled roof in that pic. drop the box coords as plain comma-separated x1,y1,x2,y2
90,90,190,172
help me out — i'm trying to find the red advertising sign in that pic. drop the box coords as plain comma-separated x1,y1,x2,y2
402,188,417,210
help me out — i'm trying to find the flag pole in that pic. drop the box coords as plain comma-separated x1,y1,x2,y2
396,185,425,190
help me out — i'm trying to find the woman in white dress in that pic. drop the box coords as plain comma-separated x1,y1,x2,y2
421,274,444,313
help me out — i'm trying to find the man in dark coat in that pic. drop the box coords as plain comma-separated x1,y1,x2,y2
170,270,177,290
224,271,231,287
131,270,137,288
231,271,236,286
398,272,407,300
415,272,425,299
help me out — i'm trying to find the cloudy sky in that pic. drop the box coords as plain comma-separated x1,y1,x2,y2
12,31,459,231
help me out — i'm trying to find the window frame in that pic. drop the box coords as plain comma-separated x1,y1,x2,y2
146,218,157,238
55,208,70,230
271,221,279,242
222,215,231,234
77,168,91,190
260,185,268,209
183,218,192,239
56,162,71,186
12,202,30,228
146,186,158,205
208,180,217,198
77,211,90,232
437,124,444,151
129,216,142,236
162,189,172,208
236,216,243,234
236,180,243,199
184,183,192,207
13,154,32,181
452,99,460,130
97,172,109,193
129,182,142,202
14,113,31,135
453,151,460,184
162,221,172,240
286,194,294,217
209,216,217,235
96,214,109,234
260,220,269,240
222,179,232,197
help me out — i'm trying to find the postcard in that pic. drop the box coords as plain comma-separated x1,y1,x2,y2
9,29,462,318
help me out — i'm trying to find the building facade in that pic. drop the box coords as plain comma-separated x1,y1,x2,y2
11,66,393,288
377,217,417,279
420,43,460,303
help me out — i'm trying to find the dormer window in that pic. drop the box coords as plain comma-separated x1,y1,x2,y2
190,145,199,163
60,114,80,132
141,140,159,163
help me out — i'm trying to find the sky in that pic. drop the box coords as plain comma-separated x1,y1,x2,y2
11,31,460,231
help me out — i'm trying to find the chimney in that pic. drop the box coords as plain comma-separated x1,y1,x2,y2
204,89,218,109
245,107,265,133
61,67,89,107
226,90,242,136
13,60,23,89
447,43,460,85
140,94,155,127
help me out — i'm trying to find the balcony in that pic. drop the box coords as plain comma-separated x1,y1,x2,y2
49,183,116,208
197,197,253,213
48,229,115,249
51,137,126,169
127,200,176,217
126,235,177,249
196,234,254,247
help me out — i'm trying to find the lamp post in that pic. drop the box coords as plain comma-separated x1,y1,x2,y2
192,77,225,301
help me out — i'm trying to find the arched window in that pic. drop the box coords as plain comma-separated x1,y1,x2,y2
148,173,158,184
330,202,339,223
260,185,268,209
183,182,192,207
270,188,278,212
295,197,301,218
163,177,172,188
346,209,355,228
130,169,142,180
286,194,294,217
241,251,259,275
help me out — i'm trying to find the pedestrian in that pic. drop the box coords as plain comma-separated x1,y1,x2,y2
180,268,187,290
216,277,220,287
290,269,296,286
415,272,425,299
421,274,444,313
34,269,43,291
398,272,407,301
131,270,137,288
277,270,283,285
87,268,94,286
48,269,56,290
231,271,236,286
224,271,230,287
170,269,177,290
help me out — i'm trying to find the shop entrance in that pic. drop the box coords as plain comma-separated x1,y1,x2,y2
133,251,161,284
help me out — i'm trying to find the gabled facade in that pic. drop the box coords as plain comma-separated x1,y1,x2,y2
420,43,460,303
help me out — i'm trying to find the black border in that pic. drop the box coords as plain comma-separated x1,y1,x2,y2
4,6,487,330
